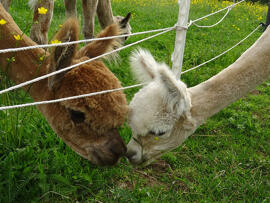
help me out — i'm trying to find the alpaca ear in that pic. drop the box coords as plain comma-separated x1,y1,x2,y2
129,48,157,83
120,12,131,28
48,18,79,91
158,65,190,117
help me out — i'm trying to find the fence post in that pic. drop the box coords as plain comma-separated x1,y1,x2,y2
171,0,190,79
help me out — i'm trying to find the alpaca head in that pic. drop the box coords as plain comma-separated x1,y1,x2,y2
113,12,132,41
47,18,128,166
126,49,192,165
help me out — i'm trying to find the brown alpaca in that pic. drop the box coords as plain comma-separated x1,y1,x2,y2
0,0,131,44
0,5,128,166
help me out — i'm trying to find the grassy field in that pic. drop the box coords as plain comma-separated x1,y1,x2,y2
0,0,270,202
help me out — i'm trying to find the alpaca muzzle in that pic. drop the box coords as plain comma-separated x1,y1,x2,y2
85,129,127,166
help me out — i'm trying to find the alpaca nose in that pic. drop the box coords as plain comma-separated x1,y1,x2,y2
126,138,143,164
126,149,137,161
126,148,142,164
85,129,127,166
107,133,127,159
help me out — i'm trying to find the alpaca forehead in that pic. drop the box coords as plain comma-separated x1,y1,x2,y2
129,82,176,134
130,82,166,113
56,62,127,125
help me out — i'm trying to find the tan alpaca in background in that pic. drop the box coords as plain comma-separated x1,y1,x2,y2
0,0,54,44
29,0,54,44
64,0,131,40
0,5,129,166
0,0,131,44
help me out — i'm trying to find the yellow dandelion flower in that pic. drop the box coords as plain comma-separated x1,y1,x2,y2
58,24,62,28
40,55,45,61
38,7,48,15
0,19,7,25
7,57,15,62
51,39,61,44
14,34,22,40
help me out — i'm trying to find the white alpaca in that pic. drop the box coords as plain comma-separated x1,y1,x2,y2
127,48,192,164
126,25,270,166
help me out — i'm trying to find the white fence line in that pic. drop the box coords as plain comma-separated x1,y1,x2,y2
191,0,245,24
0,27,174,95
192,6,231,28
0,24,261,111
182,24,261,74
0,84,145,111
0,0,256,111
0,27,174,54
0,0,245,54
0,0,246,95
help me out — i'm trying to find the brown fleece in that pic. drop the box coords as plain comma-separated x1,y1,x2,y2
48,18,128,162
75,23,122,59
48,18,80,91
57,59,127,134
0,4,128,165
50,19,128,134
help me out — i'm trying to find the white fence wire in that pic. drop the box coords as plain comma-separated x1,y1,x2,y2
190,0,245,24
0,0,244,96
0,27,174,54
0,0,259,111
0,0,244,54
0,27,174,95
182,24,262,74
191,6,232,28
0,24,261,111
0,0,244,55
0,84,145,111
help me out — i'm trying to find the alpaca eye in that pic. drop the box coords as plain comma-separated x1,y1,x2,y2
149,130,155,135
69,109,85,123
157,131,166,136
119,33,129,41
149,130,166,136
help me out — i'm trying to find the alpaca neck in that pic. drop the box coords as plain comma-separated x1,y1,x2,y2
189,26,270,125
0,5,49,100
167,26,270,154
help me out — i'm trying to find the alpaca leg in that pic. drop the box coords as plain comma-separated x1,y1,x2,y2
64,0,77,18
30,0,54,44
0,0,11,11
82,0,98,39
96,0,114,29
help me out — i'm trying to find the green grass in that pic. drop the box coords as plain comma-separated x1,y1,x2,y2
0,0,270,202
